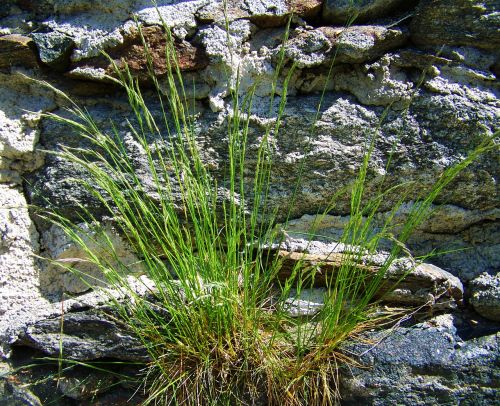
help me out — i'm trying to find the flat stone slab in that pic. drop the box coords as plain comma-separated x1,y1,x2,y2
266,239,463,309
0,34,38,69
16,309,149,362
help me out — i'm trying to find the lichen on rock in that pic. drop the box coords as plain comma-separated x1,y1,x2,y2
0,0,499,403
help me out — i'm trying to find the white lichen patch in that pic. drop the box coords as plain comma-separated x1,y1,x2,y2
0,88,49,159
43,16,125,62
67,66,109,81
333,56,413,107
199,19,258,110
0,186,49,357
136,0,210,39
0,77,55,179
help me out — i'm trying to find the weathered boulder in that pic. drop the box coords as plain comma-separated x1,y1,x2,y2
27,80,499,283
320,25,409,64
0,0,498,403
0,184,53,360
470,272,500,322
0,72,54,177
28,83,499,213
0,186,40,316
283,210,500,283
196,0,323,27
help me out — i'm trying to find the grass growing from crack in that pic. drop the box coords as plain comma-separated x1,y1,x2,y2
38,10,499,406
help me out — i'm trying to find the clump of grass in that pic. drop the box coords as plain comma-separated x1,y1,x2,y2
39,8,498,406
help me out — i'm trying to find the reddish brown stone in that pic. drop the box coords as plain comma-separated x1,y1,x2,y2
115,26,209,75
72,26,209,79
0,34,38,69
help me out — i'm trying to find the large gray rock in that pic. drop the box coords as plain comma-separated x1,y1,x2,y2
0,1,499,403
196,0,322,26
0,72,54,178
284,208,500,283
284,25,408,68
41,222,144,294
28,84,499,214
26,61,499,278
340,314,500,405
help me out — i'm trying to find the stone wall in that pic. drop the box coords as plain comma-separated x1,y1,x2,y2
0,1,498,404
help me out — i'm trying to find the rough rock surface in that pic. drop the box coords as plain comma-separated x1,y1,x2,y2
0,34,38,69
410,0,500,50
0,379,43,406
0,184,52,361
31,31,74,70
0,0,499,404
340,314,500,405
284,25,408,68
284,210,500,282
0,72,54,179
16,309,149,362
29,86,499,211
470,273,500,322
72,25,209,80
196,0,323,27
272,237,464,309
41,223,144,294
322,0,411,23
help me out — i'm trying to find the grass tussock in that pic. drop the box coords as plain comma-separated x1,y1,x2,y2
38,8,499,406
